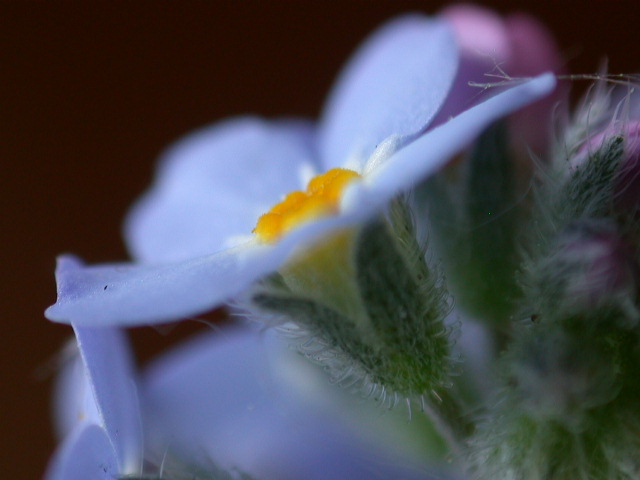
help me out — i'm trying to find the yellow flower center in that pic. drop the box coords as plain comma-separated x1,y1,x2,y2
253,167,361,243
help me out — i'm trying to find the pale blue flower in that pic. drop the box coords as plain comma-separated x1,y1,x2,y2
47,326,453,479
46,327,142,479
45,14,554,327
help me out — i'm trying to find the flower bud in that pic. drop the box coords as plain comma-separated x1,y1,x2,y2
470,298,640,480
563,223,637,308
529,220,639,325
565,119,640,221
470,377,640,480
511,325,621,422
612,121,640,213
439,4,564,154
570,119,640,167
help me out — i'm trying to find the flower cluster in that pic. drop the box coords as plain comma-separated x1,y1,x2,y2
44,4,640,480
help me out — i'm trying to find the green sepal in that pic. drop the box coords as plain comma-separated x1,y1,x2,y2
520,136,639,323
252,292,379,369
471,377,640,480
251,208,455,402
354,215,452,395
531,136,625,257
418,121,523,326
470,300,640,480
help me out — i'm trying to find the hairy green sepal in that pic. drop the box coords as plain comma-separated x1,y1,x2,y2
251,200,453,404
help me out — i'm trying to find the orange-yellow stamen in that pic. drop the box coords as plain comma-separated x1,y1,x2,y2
253,168,361,243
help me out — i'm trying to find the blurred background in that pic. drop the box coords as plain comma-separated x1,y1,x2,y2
2,1,640,477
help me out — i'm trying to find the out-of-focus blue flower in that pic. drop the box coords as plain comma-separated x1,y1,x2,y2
46,326,453,480
44,13,554,328
45,327,142,479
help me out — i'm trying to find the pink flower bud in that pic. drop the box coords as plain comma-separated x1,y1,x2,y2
439,4,564,154
570,120,640,214
612,121,640,212
443,4,511,72
505,13,565,154
557,222,638,319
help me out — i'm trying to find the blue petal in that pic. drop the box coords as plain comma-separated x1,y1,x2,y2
45,424,119,480
72,326,143,473
142,327,446,480
46,211,365,327
355,73,556,205
45,77,554,329
319,15,458,171
125,117,318,264
52,341,101,439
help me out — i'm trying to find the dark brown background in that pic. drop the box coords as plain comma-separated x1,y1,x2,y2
3,1,639,478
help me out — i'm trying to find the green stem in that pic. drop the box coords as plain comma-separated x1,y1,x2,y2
423,388,475,460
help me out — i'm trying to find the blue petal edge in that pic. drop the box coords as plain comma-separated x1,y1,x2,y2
72,326,143,473
359,73,557,203
45,424,119,480
319,15,458,171
45,210,366,326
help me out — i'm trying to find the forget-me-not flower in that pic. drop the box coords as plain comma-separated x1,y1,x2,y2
47,325,455,479
45,13,555,328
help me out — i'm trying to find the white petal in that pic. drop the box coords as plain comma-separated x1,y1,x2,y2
45,424,119,480
319,15,458,171
125,117,318,264
73,326,143,473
